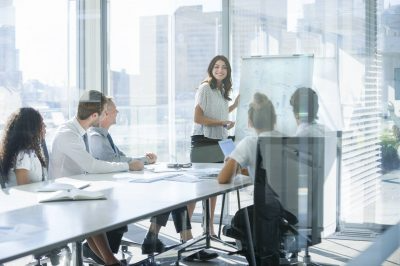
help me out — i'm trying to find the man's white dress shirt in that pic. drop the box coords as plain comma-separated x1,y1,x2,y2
49,117,129,179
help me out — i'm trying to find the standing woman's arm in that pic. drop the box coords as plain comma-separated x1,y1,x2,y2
229,94,240,113
194,104,230,126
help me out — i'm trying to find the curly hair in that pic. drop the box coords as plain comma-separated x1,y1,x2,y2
202,55,233,101
0,107,46,181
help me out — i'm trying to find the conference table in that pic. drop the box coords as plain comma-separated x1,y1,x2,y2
0,163,252,264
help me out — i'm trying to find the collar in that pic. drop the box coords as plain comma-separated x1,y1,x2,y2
297,122,315,131
72,117,87,137
258,130,280,137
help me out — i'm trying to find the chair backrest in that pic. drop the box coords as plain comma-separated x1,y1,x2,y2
0,160,5,189
256,136,325,246
0,177,5,189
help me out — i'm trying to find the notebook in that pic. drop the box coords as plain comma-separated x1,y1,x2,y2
36,178,90,192
38,189,106,202
218,139,235,157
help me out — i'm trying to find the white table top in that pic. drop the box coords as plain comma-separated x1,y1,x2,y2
0,163,252,263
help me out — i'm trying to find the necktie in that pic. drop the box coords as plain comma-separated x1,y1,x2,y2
107,134,117,153
82,133,89,152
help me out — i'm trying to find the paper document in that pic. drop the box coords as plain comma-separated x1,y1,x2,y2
152,168,185,173
38,189,106,202
37,182,90,192
37,178,90,192
185,168,221,179
129,173,182,183
167,174,201,183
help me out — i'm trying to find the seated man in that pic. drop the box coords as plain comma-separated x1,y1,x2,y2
88,98,218,261
219,89,324,264
49,90,140,266
218,92,283,265
290,87,324,137
218,92,279,183
219,87,324,182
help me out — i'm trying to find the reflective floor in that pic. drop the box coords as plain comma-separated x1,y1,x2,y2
4,173,400,265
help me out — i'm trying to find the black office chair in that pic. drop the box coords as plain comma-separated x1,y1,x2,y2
224,136,328,265
0,164,5,190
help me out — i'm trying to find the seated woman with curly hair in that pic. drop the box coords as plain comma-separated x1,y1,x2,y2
0,107,47,186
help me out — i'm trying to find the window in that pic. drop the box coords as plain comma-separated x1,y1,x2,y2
0,0,76,146
108,1,223,162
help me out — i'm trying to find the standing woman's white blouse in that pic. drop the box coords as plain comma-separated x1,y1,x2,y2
7,150,45,187
192,83,229,140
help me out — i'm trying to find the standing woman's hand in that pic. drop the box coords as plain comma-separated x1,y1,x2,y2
226,121,235,130
234,94,240,108
229,94,240,112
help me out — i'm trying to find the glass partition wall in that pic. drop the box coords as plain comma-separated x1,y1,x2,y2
1,0,399,239
230,0,400,232
106,0,400,230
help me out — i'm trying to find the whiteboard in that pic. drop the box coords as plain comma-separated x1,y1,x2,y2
235,55,314,140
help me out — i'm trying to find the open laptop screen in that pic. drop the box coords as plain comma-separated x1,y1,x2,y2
218,139,235,157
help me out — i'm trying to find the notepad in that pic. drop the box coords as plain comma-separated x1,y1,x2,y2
38,189,106,202
218,139,235,157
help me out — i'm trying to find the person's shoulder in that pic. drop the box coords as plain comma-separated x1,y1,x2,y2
242,135,257,142
53,121,80,141
87,127,103,137
16,150,29,159
198,82,211,91
15,149,35,162
296,122,325,137
56,120,74,133
237,135,257,147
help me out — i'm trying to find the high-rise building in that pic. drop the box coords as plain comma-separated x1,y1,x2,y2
0,0,21,91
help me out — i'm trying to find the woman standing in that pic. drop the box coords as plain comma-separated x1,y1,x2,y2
190,55,240,236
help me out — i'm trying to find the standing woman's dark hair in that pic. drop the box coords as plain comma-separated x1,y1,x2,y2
204,55,233,100
0,107,46,182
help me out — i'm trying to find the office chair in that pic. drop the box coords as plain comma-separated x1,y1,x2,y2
82,232,138,266
0,164,5,189
223,136,327,265
26,247,72,266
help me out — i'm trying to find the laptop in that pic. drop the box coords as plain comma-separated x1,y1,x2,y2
218,139,235,157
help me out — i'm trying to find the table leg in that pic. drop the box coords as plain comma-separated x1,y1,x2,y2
72,241,83,266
